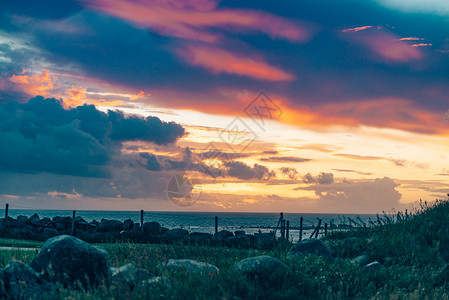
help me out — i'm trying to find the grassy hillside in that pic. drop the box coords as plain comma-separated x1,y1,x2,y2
2,200,449,299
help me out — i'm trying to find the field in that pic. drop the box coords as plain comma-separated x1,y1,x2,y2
2,200,449,299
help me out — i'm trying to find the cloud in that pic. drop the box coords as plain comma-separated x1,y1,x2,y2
225,161,274,180
303,172,334,184
332,169,373,176
0,96,185,177
334,153,383,161
342,27,423,62
374,0,449,16
260,156,311,163
279,167,299,180
177,45,295,81
81,0,310,43
342,26,373,33
297,177,403,213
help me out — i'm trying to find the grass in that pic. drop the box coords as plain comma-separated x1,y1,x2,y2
3,200,449,299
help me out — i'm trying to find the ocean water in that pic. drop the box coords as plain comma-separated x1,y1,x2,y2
5,210,376,243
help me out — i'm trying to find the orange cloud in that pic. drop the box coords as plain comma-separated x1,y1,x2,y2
411,43,432,47
342,26,373,33
178,45,295,81
8,70,56,96
130,90,150,101
81,0,309,43
63,85,131,108
279,97,448,135
399,37,424,41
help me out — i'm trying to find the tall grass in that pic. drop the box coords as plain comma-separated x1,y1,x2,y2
4,200,449,299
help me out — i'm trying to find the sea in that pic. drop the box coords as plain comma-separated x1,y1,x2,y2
5,210,377,243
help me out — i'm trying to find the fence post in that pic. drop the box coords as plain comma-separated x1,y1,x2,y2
140,210,144,233
4,203,8,230
215,216,218,234
315,219,322,238
299,216,303,241
274,212,283,237
286,220,290,241
70,210,76,236
324,223,328,236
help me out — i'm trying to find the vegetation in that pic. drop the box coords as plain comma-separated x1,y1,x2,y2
2,200,449,299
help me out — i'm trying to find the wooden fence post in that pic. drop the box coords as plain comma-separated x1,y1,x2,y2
4,203,8,230
215,216,218,234
70,210,76,236
141,210,144,233
324,223,328,236
286,220,290,241
299,216,303,241
315,219,322,238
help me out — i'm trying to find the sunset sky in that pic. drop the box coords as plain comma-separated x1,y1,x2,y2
1,0,449,213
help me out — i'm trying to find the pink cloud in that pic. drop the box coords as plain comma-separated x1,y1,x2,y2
81,0,310,43
341,26,373,33
343,28,423,62
177,45,295,81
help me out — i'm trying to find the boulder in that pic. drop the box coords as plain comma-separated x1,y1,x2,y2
189,232,213,244
36,217,52,227
234,230,246,236
98,219,123,232
142,222,161,235
226,235,252,248
27,214,40,225
1,260,54,300
255,233,275,249
123,219,134,231
111,263,154,288
233,255,290,277
289,238,331,258
161,259,219,275
215,230,233,239
42,228,58,238
362,261,384,273
161,229,188,242
52,216,71,224
17,215,28,224
30,235,110,289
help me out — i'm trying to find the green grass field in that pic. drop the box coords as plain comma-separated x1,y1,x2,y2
3,200,449,299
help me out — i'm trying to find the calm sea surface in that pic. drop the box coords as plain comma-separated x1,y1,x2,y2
5,210,376,243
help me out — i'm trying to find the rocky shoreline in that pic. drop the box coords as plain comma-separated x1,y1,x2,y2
0,213,284,249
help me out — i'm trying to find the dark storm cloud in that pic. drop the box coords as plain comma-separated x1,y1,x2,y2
0,96,185,177
225,161,274,180
303,172,334,184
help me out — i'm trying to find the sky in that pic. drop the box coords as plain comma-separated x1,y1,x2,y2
1,0,449,213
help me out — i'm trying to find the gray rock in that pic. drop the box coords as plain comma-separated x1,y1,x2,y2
123,219,134,231
98,219,123,232
215,230,233,239
27,213,40,225
233,255,290,277
161,229,188,242
255,233,275,249
1,260,54,300
30,235,110,289
189,232,213,244
234,230,246,236
351,254,370,266
42,228,58,238
362,261,384,273
289,238,331,258
161,259,219,275
143,222,161,235
111,263,154,287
